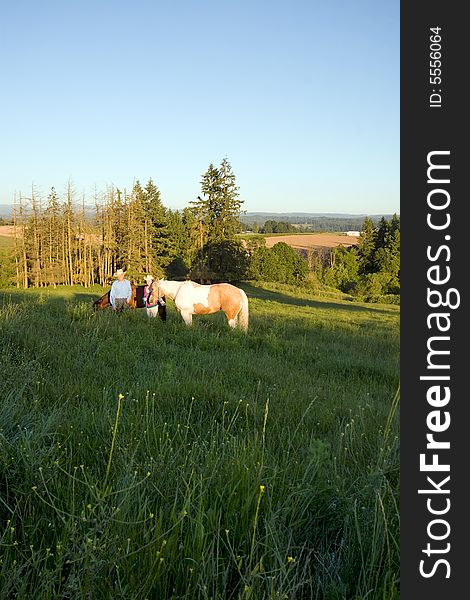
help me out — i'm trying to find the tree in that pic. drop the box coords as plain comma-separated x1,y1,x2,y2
321,245,359,292
190,159,243,243
374,214,400,292
247,242,308,284
261,220,296,233
271,242,309,281
143,178,171,275
122,181,148,280
44,187,62,286
165,209,191,278
356,217,377,274
191,239,249,282
189,159,244,277
375,216,389,251
218,158,243,239
247,246,283,282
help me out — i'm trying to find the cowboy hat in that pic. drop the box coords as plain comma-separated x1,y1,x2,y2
114,268,125,276
144,274,154,283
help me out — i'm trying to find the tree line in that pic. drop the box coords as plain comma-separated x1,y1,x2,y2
9,159,245,288
319,215,400,299
4,161,399,301
241,215,387,233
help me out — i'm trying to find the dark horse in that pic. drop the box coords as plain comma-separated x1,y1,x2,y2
93,284,167,321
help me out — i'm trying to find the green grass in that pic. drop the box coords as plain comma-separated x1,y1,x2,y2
0,236,15,288
0,282,399,599
0,236,14,249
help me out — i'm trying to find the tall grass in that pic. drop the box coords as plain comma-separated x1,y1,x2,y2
0,283,399,599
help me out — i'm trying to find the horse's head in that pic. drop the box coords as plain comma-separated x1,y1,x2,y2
152,279,182,300
93,292,110,310
150,278,162,296
148,280,161,305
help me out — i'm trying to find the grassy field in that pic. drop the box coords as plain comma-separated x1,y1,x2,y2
0,283,399,599
0,236,15,289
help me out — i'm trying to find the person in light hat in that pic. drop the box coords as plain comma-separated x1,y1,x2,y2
143,274,154,308
110,268,132,312
143,274,166,319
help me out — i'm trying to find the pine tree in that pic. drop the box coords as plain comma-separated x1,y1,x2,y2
190,159,243,245
28,189,40,287
65,181,75,285
374,215,400,291
189,159,244,278
45,187,62,286
218,157,243,239
375,216,389,250
143,178,170,275
356,217,377,274
125,181,147,278
190,163,220,248
165,209,191,278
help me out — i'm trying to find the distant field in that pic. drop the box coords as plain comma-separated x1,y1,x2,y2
0,225,15,237
0,282,399,598
1,227,359,251
264,233,359,250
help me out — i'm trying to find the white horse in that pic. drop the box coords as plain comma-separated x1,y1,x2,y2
151,280,249,331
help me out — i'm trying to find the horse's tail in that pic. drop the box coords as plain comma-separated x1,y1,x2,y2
238,288,249,332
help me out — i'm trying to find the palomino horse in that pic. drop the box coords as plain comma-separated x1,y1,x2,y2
152,280,249,331
93,285,167,321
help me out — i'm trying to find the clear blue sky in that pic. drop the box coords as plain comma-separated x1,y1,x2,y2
0,0,399,214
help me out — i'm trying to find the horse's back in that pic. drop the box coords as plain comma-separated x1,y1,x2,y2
213,283,245,308
175,280,211,309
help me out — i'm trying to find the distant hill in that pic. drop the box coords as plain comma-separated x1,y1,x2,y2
0,203,397,230
0,203,98,220
240,212,395,222
240,212,397,233
0,205,13,219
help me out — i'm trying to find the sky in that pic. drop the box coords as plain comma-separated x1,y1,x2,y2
0,0,399,215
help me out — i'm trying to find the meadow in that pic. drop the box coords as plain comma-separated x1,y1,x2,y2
0,282,400,599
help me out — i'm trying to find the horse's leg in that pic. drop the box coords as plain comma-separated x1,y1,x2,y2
158,299,167,321
180,310,193,326
224,303,240,329
227,313,238,329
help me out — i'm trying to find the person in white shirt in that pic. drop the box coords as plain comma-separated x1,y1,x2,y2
110,269,132,312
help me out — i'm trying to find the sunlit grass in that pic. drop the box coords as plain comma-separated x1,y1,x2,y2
0,283,399,599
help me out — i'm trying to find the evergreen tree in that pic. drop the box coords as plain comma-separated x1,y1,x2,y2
165,209,191,278
375,216,389,250
44,187,62,285
190,159,243,245
321,245,360,292
123,182,146,280
271,242,309,281
247,243,308,284
247,246,283,282
374,215,400,292
143,178,171,274
189,159,244,277
356,217,377,274
191,239,249,282
218,157,243,239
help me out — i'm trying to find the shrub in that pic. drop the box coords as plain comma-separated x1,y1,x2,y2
248,243,308,284
190,240,249,282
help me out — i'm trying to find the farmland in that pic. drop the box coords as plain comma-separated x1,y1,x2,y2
0,227,15,238
263,234,359,251
0,283,399,599
0,228,359,248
